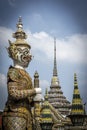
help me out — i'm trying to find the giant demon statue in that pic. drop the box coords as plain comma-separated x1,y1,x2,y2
2,17,41,130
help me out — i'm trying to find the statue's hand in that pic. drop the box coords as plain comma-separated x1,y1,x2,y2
34,93,42,101
35,88,42,94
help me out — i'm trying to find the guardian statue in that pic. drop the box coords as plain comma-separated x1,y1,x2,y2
2,17,41,130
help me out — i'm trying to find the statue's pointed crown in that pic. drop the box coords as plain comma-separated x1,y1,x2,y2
12,16,31,48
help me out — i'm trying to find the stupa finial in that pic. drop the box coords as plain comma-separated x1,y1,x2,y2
17,16,23,30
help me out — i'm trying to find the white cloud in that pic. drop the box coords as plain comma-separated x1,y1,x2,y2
28,32,87,64
0,26,87,64
57,34,87,64
0,26,13,47
0,73,7,87
33,31,49,39
28,31,54,62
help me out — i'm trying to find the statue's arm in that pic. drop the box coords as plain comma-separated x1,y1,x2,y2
8,82,36,100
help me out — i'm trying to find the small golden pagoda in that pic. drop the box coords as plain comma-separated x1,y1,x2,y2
33,71,42,130
71,73,84,116
68,73,86,126
40,88,54,130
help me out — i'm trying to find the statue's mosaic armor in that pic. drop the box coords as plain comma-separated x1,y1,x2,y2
3,66,35,130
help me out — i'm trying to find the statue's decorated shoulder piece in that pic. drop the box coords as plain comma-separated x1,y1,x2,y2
2,17,41,130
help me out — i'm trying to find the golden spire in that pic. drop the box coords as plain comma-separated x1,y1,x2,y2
51,37,59,86
53,37,57,76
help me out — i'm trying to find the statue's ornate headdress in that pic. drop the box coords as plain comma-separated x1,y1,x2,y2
7,17,32,62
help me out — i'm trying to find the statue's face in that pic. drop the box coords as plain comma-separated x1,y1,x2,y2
15,46,32,68
8,43,32,68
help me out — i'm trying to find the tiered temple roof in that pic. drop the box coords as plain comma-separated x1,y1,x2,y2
48,38,71,116
41,88,71,130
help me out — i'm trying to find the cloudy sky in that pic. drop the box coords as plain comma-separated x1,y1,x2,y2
0,0,87,111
